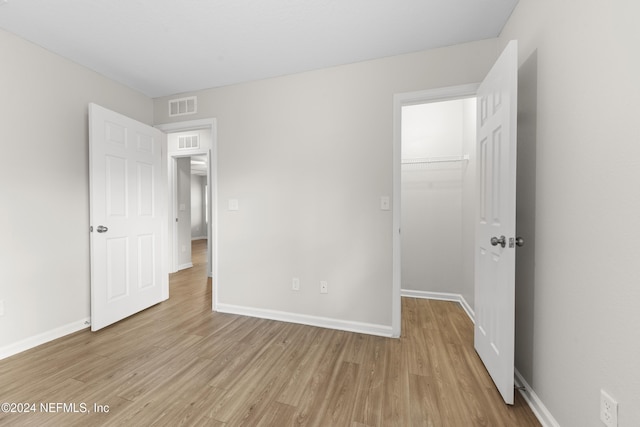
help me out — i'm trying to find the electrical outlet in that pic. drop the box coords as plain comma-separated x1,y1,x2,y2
600,389,618,427
292,277,300,291
320,281,328,294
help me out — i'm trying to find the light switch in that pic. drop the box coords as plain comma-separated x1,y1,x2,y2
228,199,239,211
380,196,390,211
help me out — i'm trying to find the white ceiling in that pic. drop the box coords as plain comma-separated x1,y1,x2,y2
0,0,518,98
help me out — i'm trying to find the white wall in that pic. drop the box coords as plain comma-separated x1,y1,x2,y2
191,175,207,240
460,98,477,309
176,158,192,269
153,40,499,333
0,29,153,352
500,1,640,426
401,99,475,297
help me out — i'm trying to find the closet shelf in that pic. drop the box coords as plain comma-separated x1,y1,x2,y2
401,155,469,165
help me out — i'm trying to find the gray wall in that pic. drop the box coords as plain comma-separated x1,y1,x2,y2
501,1,640,426
460,98,477,310
176,158,192,269
153,39,499,332
0,29,153,350
191,175,207,240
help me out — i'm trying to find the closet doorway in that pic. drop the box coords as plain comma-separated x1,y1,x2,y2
392,85,478,335
401,97,476,298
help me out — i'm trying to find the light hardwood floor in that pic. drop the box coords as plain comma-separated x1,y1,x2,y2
0,240,540,426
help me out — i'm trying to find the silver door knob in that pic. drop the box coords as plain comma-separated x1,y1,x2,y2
96,225,109,233
490,235,506,248
515,236,525,247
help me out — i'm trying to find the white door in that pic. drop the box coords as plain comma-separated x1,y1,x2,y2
89,103,167,331
474,40,518,405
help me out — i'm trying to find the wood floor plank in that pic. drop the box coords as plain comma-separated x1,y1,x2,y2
350,335,387,426
0,240,541,426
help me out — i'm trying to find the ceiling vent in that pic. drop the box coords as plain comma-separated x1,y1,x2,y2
178,134,199,150
168,96,197,117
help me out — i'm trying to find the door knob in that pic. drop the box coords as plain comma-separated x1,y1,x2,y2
490,235,506,248
96,225,109,233
515,236,524,247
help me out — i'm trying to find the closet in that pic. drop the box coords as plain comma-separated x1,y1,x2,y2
401,97,476,299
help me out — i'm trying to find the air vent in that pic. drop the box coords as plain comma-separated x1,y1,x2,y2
178,134,199,150
168,96,197,117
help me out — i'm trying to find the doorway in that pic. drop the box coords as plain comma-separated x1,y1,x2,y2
172,154,209,272
391,84,479,336
156,118,217,306
400,97,476,300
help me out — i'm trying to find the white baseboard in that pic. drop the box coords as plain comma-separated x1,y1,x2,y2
177,262,193,271
515,370,560,427
216,303,394,338
401,289,475,322
0,317,90,360
191,236,207,241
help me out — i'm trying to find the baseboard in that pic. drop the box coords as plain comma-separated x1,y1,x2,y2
216,303,394,338
191,236,207,241
515,369,560,427
177,262,193,271
0,317,90,360
401,289,475,322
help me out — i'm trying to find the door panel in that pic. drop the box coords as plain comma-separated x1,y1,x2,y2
89,103,166,331
474,40,518,405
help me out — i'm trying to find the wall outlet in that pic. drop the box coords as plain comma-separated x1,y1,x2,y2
320,281,328,294
292,277,300,291
600,389,618,427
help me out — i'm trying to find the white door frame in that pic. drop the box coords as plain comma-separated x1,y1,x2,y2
391,84,480,337
156,119,218,307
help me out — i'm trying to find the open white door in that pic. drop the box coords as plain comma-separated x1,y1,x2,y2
474,40,518,404
89,103,167,331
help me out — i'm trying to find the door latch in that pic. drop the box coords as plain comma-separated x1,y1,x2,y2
509,236,525,248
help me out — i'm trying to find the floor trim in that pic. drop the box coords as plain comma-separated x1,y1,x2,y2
515,370,561,427
0,317,90,360
177,262,194,271
401,289,475,322
216,303,394,338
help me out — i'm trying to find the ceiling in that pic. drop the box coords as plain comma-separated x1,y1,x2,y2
0,0,518,98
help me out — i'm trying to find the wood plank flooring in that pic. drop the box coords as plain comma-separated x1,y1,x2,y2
0,240,540,426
